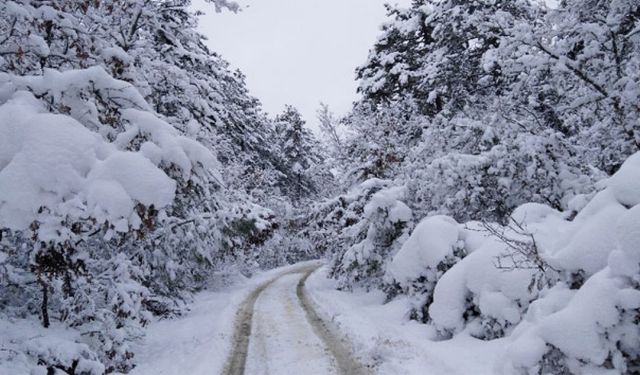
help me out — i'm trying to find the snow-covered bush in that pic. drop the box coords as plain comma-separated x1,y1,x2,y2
385,215,467,322
302,178,389,262
0,81,178,371
340,99,424,185
406,118,594,224
502,152,640,374
329,180,413,290
427,213,559,340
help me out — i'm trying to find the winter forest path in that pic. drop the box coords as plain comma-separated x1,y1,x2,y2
222,262,371,375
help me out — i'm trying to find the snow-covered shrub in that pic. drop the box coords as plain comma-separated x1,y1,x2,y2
340,99,424,185
385,216,467,322
301,178,389,263
428,231,536,339
0,63,221,373
426,202,570,340
406,127,593,224
329,180,413,290
0,84,172,371
24,336,105,375
502,152,640,374
219,203,280,272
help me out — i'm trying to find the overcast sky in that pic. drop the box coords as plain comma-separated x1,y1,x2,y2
192,0,410,132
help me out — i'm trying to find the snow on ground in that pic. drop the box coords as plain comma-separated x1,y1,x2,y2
245,272,338,375
130,261,320,375
129,278,242,375
306,266,508,375
0,316,105,375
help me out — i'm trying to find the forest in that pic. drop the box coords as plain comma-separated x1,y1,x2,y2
0,0,639,374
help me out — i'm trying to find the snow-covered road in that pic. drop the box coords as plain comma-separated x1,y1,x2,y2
224,264,370,375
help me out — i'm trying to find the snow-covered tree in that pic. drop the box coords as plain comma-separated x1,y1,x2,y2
327,181,413,290
316,102,344,161
488,0,640,175
273,105,329,203
0,0,297,372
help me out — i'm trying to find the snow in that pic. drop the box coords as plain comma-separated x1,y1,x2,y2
1,0,640,371
429,232,536,335
505,268,640,373
120,109,219,181
549,203,626,275
130,262,321,375
388,215,460,283
615,204,640,266
87,152,175,208
540,272,626,363
100,47,133,65
326,152,640,373
608,153,640,207
363,185,412,223
306,267,508,375
245,273,338,374
0,316,105,375
87,180,136,221
0,91,176,234
129,285,241,375
500,151,640,374
510,202,562,225
2,263,321,375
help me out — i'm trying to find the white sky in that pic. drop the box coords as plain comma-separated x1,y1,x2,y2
192,0,410,131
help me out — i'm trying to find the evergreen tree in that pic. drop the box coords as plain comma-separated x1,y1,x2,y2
273,105,329,203
0,0,287,372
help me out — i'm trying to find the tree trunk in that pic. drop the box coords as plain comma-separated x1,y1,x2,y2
39,278,50,328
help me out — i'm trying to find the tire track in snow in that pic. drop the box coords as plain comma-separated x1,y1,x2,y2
222,262,370,375
222,275,275,375
297,270,371,375
222,262,322,375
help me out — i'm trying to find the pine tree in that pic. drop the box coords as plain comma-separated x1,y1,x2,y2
273,105,328,203
0,0,288,372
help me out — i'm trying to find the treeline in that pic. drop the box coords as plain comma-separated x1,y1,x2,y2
307,1,640,373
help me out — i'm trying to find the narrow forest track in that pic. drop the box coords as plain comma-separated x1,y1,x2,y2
222,262,370,375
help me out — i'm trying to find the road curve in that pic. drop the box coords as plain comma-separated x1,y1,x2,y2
222,263,370,375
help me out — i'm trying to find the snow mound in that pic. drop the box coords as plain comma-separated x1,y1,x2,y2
0,90,176,235
428,231,539,338
615,205,640,267
549,204,626,275
119,109,219,181
510,203,561,225
363,185,412,224
388,215,460,284
502,151,640,374
608,152,640,207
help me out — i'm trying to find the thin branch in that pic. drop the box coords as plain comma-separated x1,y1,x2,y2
534,41,609,98
0,17,17,46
